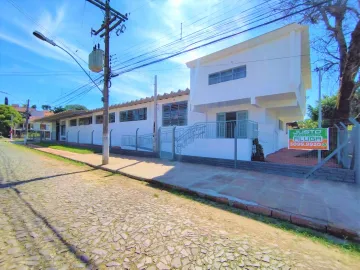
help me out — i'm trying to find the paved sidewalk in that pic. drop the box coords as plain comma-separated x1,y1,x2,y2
29,144,360,239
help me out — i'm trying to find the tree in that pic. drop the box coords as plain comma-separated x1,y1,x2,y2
42,105,52,111
297,119,318,128
31,105,37,109
277,0,360,119
307,95,338,122
64,104,88,111
51,106,66,114
0,105,23,137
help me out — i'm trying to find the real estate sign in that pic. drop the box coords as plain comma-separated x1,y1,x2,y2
288,128,329,150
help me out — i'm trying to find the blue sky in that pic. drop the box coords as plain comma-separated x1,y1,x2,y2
0,0,340,114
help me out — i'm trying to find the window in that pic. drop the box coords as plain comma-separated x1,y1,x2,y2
40,124,47,130
119,108,147,122
95,115,103,124
70,119,77,126
162,101,188,127
60,121,66,136
109,112,115,123
209,65,246,85
279,119,284,131
79,116,92,125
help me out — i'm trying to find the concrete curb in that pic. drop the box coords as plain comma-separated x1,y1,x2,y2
26,144,360,242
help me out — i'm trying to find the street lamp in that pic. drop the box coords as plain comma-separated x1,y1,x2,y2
33,30,110,164
32,31,102,93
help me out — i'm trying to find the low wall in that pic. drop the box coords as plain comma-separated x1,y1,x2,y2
179,138,252,161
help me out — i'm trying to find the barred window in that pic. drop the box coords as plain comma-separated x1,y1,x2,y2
120,108,147,122
79,117,92,125
95,115,103,124
70,119,77,126
109,112,115,123
162,101,188,127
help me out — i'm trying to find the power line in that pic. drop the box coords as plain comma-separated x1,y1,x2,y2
111,0,285,71
112,1,325,77
114,0,263,67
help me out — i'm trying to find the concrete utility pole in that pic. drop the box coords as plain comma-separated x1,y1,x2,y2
24,99,30,145
153,75,158,152
86,0,128,165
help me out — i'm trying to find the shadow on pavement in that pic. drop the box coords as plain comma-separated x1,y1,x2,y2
10,187,97,268
0,169,97,189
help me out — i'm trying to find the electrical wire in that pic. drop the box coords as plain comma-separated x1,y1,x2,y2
114,0,259,66
111,0,292,73
112,1,325,77
111,0,284,71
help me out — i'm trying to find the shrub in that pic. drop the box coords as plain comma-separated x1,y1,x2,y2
251,138,265,162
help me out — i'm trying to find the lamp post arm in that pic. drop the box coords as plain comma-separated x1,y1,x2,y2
56,44,103,94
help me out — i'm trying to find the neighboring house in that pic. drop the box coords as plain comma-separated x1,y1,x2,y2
12,104,53,139
35,23,311,161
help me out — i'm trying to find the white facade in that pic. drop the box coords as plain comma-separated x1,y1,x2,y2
39,24,311,161
186,24,310,156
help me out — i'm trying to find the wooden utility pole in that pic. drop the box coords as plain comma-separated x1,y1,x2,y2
86,0,128,165
24,99,30,145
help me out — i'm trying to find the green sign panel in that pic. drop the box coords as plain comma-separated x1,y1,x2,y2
288,128,329,150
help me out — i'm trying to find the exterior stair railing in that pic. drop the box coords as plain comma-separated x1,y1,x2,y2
175,120,258,154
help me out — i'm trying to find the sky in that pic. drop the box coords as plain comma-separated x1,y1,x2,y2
0,0,342,115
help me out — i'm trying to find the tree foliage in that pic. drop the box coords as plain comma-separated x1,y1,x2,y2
64,104,88,111
307,95,338,121
51,106,66,114
297,119,318,128
42,105,52,111
0,105,23,137
277,0,360,119
31,105,37,109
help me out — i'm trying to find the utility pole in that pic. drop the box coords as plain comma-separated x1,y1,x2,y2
24,99,30,145
86,0,128,165
153,75,158,152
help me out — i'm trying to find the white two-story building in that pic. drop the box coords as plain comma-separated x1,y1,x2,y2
36,24,311,161
186,23,311,156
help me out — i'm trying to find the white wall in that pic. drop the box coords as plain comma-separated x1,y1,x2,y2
180,138,252,161
189,31,304,109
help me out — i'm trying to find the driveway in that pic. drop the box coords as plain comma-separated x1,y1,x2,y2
0,141,359,269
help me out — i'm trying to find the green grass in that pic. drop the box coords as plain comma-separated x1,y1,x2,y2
33,142,95,154
9,142,87,167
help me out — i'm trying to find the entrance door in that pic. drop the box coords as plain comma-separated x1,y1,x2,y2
56,121,60,141
236,110,248,138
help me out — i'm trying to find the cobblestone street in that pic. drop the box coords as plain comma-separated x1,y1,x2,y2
0,142,359,270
